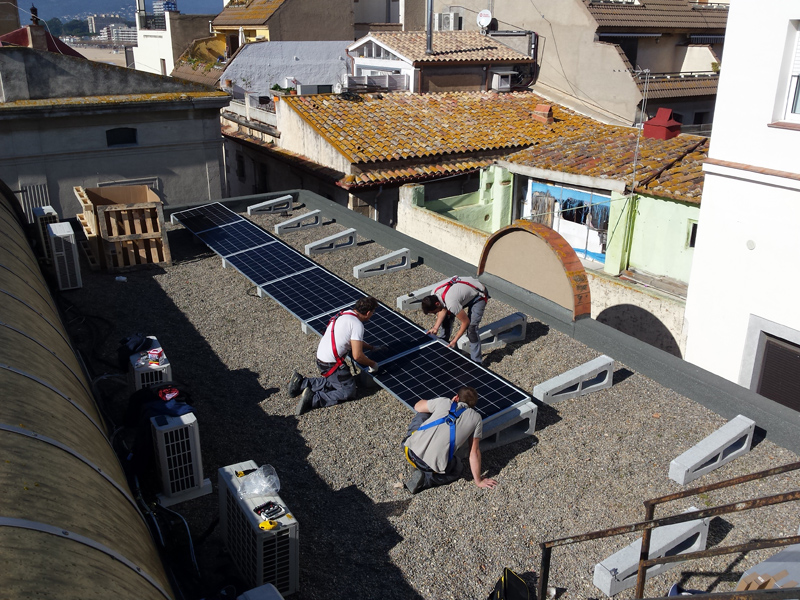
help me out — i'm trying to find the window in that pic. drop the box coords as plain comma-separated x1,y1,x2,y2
687,220,698,248
757,335,800,411
780,23,800,122
106,127,138,147
235,152,245,180
317,85,333,94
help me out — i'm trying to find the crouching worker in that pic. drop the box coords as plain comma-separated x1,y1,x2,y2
402,386,498,494
288,296,379,416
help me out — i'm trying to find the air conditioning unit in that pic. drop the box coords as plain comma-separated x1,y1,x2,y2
219,461,300,596
128,335,173,392
47,222,82,290
151,412,212,506
491,70,516,92
33,205,59,261
433,11,460,31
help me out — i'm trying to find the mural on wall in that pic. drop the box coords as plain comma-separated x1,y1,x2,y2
524,181,610,263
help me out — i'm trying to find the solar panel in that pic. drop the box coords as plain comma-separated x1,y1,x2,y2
198,220,275,257
172,202,243,233
373,341,530,418
259,268,364,322
226,242,317,286
304,303,432,361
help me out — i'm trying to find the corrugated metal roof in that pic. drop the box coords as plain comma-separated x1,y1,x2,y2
359,31,532,64
585,0,728,30
212,0,288,27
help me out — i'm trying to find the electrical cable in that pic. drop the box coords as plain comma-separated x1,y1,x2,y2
153,504,202,580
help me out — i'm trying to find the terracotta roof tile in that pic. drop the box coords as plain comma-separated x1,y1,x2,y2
638,74,718,98
638,138,708,203
363,31,531,64
585,0,728,30
212,0,287,27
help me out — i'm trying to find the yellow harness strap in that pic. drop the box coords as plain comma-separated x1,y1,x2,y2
404,445,416,467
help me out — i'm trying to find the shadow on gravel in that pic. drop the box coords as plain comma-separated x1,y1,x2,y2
63,232,422,600
706,517,734,547
533,403,562,430
612,368,635,385
483,321,550,368
484,435,540,475
751,426,767,450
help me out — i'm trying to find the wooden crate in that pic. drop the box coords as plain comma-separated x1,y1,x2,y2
74,185,171,272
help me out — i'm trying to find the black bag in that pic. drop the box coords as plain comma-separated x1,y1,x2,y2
487,568,529,600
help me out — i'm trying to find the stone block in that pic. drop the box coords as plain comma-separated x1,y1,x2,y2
457,312,527,352
669,415,756,485
247,195,293,215
396,278,450,310
274,210,322,234
533,355,614,404
593,507,710,597
480,400,537,450
353,248,410,279
304,228,357,256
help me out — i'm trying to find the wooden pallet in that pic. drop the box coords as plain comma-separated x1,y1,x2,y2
78,239,101,271
97,202,171,272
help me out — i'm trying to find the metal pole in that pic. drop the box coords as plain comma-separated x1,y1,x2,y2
426,0,433,55
538,543,552,600
634,501,656,599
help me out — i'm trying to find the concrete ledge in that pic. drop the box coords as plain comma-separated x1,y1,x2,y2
457,312,527,352
593,507,710,597
274,210,322,235
305,228,357,256
533,355,614,404
353,248,411,279
669,414,756,485
397,278,450,310
480,400,538,450
247,194,293,215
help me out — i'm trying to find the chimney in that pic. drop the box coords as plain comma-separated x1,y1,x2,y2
30,4,39,25
643,108,681,140
532,104,554,125
28,23,48,51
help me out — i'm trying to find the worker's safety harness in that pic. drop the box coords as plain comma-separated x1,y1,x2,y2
321,310,359,377
404,402,467,466
434,277,489,310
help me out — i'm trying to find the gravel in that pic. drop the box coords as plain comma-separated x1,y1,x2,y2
64,211,800,600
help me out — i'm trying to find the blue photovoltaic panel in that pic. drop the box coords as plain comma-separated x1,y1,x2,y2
173,202,243,232
373,341,530,418
226,243,317,286
198,220,274,257
305,304,431,360
259,268,364,322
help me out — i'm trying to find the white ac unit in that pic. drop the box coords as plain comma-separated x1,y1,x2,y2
219,461,299,596
491,70,516,92
47,222,82,290
151,412,212,507
33,205,59,262
433,12,459,31
128,335,173,392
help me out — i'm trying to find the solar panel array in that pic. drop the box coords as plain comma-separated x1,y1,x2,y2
172,202,531,417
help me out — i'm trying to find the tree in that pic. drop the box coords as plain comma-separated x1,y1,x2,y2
61,19,89,37
44,17,62,37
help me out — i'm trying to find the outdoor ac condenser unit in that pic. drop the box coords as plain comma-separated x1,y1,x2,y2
33,205,59,261
219,461,299,596
433,12,459,31
128,336,173,392
151,412,212,507
47,222,82,290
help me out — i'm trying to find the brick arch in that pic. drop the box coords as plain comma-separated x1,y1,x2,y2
478,221,591,320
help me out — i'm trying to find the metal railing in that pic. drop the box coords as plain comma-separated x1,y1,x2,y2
537,461,800,600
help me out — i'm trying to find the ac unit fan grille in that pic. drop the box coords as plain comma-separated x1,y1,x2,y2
226,487,258,585
263,531,292,593
161,426,197,493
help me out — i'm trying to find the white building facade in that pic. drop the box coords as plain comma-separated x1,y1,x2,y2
684,0,800,410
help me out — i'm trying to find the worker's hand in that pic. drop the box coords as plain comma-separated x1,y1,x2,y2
426,328,438,336
476,477,498,489
368,365,379,374
447,340,458,349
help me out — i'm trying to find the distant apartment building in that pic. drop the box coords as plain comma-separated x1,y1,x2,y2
99,24,138,44
88,15,126,35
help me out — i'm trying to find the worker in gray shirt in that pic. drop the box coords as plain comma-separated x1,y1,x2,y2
421,276,489,364
402,386,498,494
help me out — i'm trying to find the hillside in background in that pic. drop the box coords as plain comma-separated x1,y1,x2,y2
23,0,223,21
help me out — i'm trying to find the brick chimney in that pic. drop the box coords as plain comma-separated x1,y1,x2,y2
27,25,48,50
643,108,681,140
532,104,554,125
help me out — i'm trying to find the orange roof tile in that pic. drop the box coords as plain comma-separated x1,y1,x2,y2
212,0,287,27
585,0,728,31
362,31,532,64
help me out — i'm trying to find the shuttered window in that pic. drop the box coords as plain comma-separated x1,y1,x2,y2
757,335,800,411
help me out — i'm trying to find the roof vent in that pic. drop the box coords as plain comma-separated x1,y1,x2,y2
643,107,681,140
532,104,554,125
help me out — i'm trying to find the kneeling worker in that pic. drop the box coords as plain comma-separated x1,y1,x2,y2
421,276,489,364
402,386,498,494
288,296,379,415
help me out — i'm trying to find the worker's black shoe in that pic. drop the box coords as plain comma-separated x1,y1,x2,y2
295,387,313,416
288,371,304,398
405,469,426,494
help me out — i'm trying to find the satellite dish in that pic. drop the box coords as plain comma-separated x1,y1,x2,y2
477,9,492,28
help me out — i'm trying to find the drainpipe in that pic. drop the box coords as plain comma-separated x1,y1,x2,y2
426,0,433,55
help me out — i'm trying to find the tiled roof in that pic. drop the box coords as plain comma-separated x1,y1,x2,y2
0,91,230,111
0,27,85,57
637,74,718,99
362,31,532,64
637,138,708,202
172,36,227,86
341,158,496,190
282,91,584,163
585,0,728,31
212,0,288,27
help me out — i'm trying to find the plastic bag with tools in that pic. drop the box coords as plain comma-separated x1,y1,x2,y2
238,465,280,499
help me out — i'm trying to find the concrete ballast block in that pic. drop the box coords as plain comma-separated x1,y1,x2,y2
396,278,450,310
593,507,710,597
274,210,322,234
353,248,410,279
305,228,357,256
457,312,527,352
533,355,614,404
480,400,537,450
669,414,756,485
247,195,293,215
